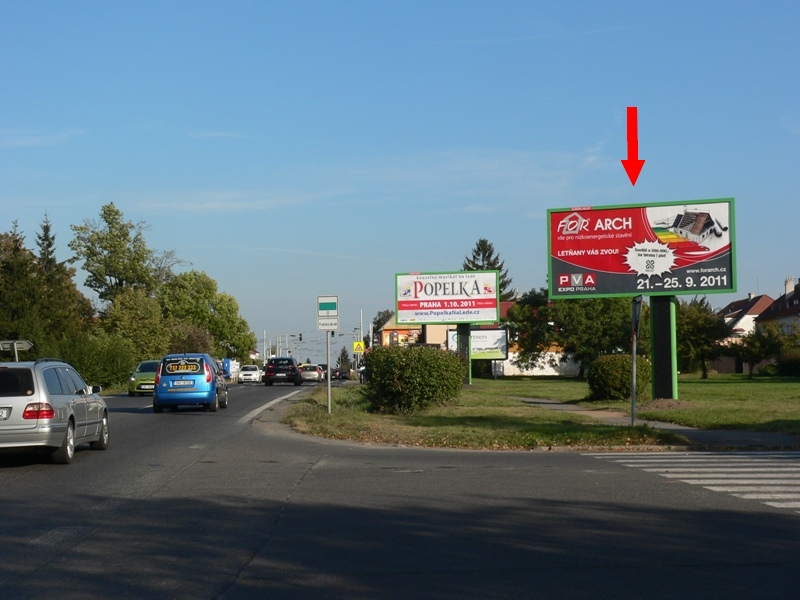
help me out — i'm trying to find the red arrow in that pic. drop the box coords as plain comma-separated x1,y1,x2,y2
621,106,645,185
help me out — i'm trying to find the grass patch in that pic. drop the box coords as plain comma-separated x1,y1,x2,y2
633,373,800,434
284,378,686,450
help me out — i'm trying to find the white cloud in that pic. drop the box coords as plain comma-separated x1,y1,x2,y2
0,129,84,148
123,146,616,215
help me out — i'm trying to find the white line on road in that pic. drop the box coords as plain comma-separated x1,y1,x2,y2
236,390,302,426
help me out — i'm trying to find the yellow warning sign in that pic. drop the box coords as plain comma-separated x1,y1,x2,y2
353,341,365,354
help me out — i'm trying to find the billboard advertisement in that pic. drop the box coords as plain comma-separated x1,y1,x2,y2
548,198,735,299
447,329,508,360
396,271,500,325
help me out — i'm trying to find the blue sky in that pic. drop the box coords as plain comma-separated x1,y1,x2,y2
2,1,799,363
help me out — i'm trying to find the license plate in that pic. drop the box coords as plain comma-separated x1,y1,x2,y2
275,373,286,377
0,408,9,420
173,380,194,386
141,384,154,390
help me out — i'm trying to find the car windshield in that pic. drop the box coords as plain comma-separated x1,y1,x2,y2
241,365,258,371
302,366,316,371
137,361,160,373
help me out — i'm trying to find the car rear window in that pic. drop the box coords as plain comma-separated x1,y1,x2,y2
0,368,35,397
161,357,204,375
269,359,294,367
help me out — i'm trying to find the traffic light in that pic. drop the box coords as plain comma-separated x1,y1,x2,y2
331,330,334,337
299,333,302,342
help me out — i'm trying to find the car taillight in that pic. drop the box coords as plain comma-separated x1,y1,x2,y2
205,363,212,383
155,371,161,385
23,403,55,419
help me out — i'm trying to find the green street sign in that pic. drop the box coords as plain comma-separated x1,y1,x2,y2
317,295,338,317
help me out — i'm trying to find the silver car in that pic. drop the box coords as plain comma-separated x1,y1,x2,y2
300,364,324,382
237,364,262,383
0,359,109,464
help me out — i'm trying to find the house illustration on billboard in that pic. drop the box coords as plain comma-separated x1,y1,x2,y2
671,211,716,244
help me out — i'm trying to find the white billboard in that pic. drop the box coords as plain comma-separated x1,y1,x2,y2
396,271,500,325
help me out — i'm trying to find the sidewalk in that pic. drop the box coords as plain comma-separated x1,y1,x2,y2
524,398,800,450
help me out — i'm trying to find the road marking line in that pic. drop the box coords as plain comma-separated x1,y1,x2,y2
236,391,302,425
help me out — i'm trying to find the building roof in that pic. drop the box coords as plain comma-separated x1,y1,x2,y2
755,282,800,323
717,294,773,323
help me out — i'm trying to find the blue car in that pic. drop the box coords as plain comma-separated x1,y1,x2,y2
153,353,229,413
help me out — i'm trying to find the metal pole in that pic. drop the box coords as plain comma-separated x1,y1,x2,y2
631,330,637,427
326,332,332,413
630,295,643,427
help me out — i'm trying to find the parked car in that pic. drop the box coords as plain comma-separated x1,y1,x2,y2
153,353,229,413
300,364,324,382
0,358,109,464
263,357,302,386
318,363,328,379
128,359,160,396
237,364,262,383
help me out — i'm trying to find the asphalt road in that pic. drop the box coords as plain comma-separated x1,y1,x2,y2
2,382,800,599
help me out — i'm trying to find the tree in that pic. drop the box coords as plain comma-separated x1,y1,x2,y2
462,238,514,301
103,287,172,361
69,202,167,301
35,215,93,343
158,270,256,360
504,287,552,371
337,346,352,372
207,292,257,360
0,223,43,353
676,296,731,378
504,289,648,377
543,297,635,378
728,322,799,378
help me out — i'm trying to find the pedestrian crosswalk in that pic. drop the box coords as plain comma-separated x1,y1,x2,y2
584,451,800,513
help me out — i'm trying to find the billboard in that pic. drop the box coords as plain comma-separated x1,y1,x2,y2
396,271,500,325
447,329,508,360
548,198,735,298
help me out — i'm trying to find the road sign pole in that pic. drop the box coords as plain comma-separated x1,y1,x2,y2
317,295,338,413
327,332,332,414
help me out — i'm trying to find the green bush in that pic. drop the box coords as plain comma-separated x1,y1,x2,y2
362,345,466,414
52,331,137,389
587,353,651,401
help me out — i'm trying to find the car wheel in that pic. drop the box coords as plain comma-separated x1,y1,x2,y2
52,420,75,464
153,402,164,414
294,378,302,386
128,391,134,397
208,395,219,412
265,380,273,386
90,413,109,450
220,391,229,409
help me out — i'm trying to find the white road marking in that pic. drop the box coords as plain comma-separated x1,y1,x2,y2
236,390,302,425
585,451,800,514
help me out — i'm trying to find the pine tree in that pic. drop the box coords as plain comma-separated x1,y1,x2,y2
0,223,42,349
35,214,93,341
462,238,514,301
